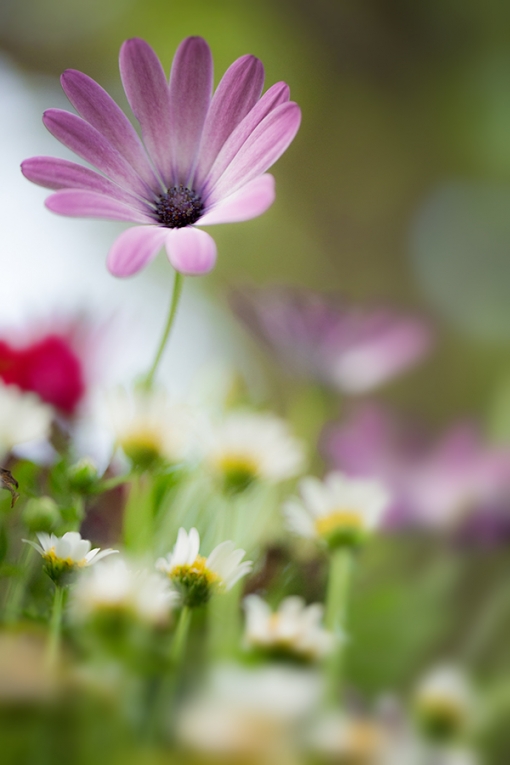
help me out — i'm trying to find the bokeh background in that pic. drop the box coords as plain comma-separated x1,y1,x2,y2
3,1,510,761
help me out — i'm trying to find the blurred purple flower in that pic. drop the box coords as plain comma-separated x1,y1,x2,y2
230,287,432,394
22,37,301,277
323,403,510,537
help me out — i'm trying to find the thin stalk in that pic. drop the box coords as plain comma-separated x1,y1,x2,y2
144,271,184,389
462,576,510,665
324,547,353,705
46,585,64,670
4,543,35,622
93,473,134,494
170,605,191,666
208,582,243,663
123,473,153,553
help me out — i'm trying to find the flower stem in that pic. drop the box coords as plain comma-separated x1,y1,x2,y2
170,605,191,666
462,575,510,665
144,271,184,389
46,585,64,670
324,547,353,705
123,473,154,553
4,543,35,622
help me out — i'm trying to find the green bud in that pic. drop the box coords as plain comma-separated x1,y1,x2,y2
22,497,60,533
67,458,98,493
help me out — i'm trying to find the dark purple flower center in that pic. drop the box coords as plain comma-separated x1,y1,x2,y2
155,185,204,228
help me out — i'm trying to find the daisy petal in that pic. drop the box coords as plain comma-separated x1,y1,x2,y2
207,102,301,202
199,174,275,224
203,82,290,199
46,190,152,223
119,38,173,186
60,69,160,192
169,36,213,185
194,54,264,186
107,225,166,277
165,227,217,276
21,156,150,211
43,109,150,197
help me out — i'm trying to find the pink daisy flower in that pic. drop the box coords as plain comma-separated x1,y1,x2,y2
21,37,301,277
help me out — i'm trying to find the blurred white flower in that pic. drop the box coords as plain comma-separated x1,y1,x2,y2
72,556,177,626
284,471,390,549
0,382,52,458
157,527,252,608
106,386,199,469
24,530,117,584
308,712,389,763
203,410,306,492
243,594,336,662
177,663,322,757
414,665,474,742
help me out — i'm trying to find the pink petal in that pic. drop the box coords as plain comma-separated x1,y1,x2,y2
45,189,152,223
206,102,300,203
202,83,291,200
165,227,217,275
60,69,160,192
21,156,150,211
194,55,265,187
119,38,173,186
199,174,275,225
43,109,150,198
168,37,213,185
107,225,167,277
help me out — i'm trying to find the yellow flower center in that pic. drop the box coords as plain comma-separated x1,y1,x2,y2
215,454,259,493
345,720,384,758
121,429,163,468
43,549,76,566
315,510,364,537
171,555,218,585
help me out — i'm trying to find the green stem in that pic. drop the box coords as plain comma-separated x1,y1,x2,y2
144,271,184,389
324,547,353,705
208,583,243,662
170,605,191,666
92,473,134,494
123,473,153,553
4,543,35,623
46,585,64,670
462,576,510,665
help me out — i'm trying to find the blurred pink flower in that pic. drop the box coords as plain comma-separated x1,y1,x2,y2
22,37,300,277
323,403,510,537
230,287,432,394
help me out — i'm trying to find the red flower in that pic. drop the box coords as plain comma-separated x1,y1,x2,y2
0,334,84,415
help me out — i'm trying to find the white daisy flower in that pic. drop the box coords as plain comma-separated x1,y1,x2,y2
0,382,52,458
156,527,252,608
107,386,199,469
202,410,306,492
308,712,389,762
284,471,390,549
243,595,336,662
24,531,117,584
177,664,322,757
72,556,178,626
414,665,474,742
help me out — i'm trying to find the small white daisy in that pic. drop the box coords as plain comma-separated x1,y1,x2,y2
0,382,52,458
202,410,306,492
414,665,474,742
284,471,390,549
156,527,252,607
24,531,117,584
243,594,336,662
107,386,199,469
72,556,178,626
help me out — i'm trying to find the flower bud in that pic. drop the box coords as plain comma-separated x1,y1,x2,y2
67,458,98,493
22,497,60,533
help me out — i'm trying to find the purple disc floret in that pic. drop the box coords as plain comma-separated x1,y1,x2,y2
21,37,301,277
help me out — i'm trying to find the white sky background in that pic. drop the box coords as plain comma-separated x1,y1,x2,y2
0,56,250,397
